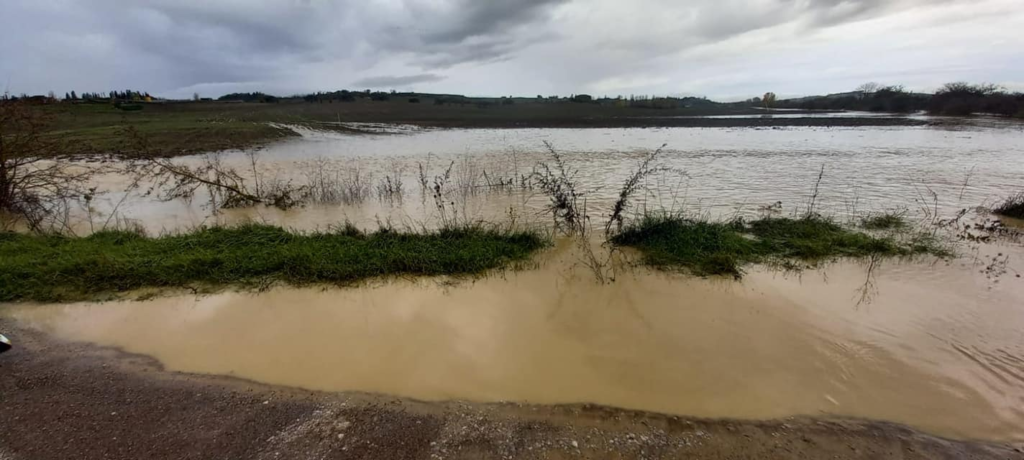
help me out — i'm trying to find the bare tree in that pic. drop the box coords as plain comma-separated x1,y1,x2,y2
856,82,882,95
121,127,303,211
0,102,97,232
762,92,777,112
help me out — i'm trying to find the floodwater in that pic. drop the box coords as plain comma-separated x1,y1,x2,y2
65,118,1024,234
6,240,1024,442
5,120,1024,442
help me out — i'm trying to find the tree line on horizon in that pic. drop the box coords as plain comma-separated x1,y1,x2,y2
1,89,155,103
777,82,1023,117
4,82,1020,118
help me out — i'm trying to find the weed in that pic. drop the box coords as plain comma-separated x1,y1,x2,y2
376,160,406,203
533,141,586,236
606,144,668,237
300,157,372,205
860,209,909,230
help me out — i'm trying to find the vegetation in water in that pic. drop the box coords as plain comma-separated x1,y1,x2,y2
860,210,909,230
994,192,1024,219
611,214,949,278
0,223,546,302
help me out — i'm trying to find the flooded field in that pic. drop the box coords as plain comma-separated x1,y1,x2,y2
63,119,1024,234
4,120,1024,444
5,240,1024,442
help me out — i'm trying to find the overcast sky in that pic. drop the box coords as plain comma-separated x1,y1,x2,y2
2,0,1022,101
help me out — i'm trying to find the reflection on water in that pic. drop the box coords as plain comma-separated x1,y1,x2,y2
6,243,1024,442
6,120,1024,442
60,121,1024,234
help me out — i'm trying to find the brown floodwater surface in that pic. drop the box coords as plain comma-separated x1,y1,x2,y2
42,120,1024,235
6,243,1024,442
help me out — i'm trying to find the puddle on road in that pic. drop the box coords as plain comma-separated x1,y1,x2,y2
6,243,1024,442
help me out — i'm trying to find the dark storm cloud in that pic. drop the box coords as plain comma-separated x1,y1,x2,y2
412,0,568,44
352,73,446,88
374,0,570,68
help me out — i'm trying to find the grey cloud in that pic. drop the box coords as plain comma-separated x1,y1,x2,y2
1,0,1018,99
412,0,568,44
352,73,447,88
375,0,571,68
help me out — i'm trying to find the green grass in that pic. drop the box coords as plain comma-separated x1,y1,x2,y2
994,192,1024,219
40,104,298,156
0,224,546,302
860,211,908,230
612,215,947,278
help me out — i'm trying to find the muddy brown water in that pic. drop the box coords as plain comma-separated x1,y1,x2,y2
43,118,1024,235
5,240,1024,443
5,121,1024,444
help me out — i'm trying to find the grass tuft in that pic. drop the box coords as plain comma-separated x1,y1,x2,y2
994,192,1024,219
0,223,546,302
860,211,909,230
611,215,757,278
612,214,947,278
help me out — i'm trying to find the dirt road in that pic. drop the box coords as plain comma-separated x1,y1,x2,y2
0,318,1020,460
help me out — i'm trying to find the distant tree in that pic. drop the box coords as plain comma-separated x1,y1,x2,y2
571,94,593,103
930,82,1007,116
71,91,77,100
855,82,881,95
762,92,777,111
64,92,70,101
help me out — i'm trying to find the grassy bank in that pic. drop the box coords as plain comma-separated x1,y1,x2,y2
0,224,546,302
611,215,947,278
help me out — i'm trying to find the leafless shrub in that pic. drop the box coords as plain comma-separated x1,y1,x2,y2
123,130,303,211
482,169,516,193
0,102,101,232
376,159,405,203
300,157,372,205
532,142,674,284
533,141,587,236
454,154,481,197
417,159,430,197
431,161,461,229
806,164,826,218
605,144,668,238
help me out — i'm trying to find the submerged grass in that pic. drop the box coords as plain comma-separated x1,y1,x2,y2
612,214,948,278
860,211,909,230
0,224,546,302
